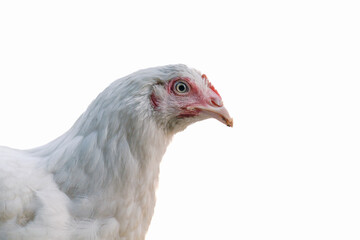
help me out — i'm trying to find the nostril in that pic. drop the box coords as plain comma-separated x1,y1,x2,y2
211,98,223,107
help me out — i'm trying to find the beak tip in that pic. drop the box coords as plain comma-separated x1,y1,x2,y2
221,115,233,127
225,117,233,127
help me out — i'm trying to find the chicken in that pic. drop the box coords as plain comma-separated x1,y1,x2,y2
0,64,232,240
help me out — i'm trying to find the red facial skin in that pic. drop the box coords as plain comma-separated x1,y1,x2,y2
167,77,204,118
167,77,198,95
150,92,160,108
151,75,221,118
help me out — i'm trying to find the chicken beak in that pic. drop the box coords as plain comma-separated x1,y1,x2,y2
192,104,233,127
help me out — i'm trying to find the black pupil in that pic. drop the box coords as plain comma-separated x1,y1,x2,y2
178,83,186,92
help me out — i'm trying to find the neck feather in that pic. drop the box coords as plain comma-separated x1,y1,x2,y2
29,80,172,198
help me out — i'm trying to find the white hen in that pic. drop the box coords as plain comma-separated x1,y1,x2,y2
0,64,232,240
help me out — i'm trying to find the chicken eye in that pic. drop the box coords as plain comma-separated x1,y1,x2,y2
174,81,190,94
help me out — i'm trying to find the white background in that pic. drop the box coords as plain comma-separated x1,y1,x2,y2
0,1,359,239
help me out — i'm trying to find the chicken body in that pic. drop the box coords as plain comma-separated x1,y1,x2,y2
0,65,232,239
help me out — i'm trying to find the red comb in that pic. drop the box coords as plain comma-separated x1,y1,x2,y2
202,74,221,97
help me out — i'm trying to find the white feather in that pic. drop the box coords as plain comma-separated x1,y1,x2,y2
0,64,212,240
